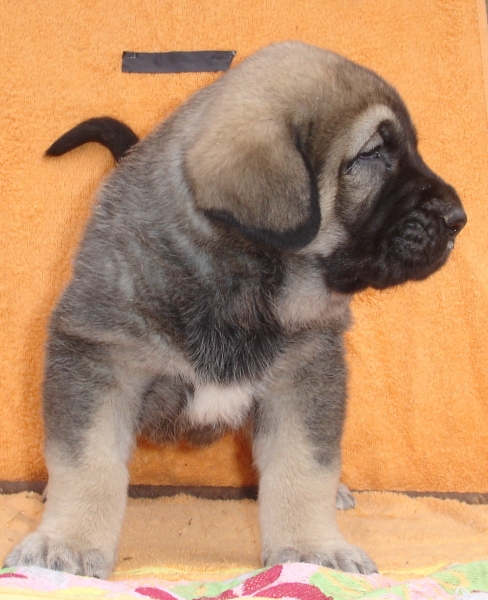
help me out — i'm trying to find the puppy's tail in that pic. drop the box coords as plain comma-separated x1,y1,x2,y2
45,117,139,162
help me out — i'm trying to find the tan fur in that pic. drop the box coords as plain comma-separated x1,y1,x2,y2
276,261,351,329
253,383,373,571
186,45,395,238
18,379,142,577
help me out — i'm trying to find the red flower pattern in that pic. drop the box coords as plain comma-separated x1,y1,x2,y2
192,565,333,600
136,586,180,600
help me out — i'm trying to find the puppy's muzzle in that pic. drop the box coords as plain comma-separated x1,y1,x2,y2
411,175,466,262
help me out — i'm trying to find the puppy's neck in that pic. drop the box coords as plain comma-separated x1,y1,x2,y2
276,256,352,331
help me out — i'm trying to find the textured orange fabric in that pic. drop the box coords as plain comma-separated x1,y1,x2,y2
1,0,487,491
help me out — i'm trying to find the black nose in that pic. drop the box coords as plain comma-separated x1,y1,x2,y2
443,206,467,235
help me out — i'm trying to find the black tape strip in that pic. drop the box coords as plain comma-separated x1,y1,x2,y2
122,50,236,73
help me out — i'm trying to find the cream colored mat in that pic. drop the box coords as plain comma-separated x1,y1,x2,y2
1,492,487,581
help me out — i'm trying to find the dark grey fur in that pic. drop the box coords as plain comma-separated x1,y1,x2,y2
4,41,465,578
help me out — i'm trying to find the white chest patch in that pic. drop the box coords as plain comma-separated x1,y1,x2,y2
187,383,254,428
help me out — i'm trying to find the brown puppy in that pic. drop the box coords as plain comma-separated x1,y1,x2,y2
5,41,465,578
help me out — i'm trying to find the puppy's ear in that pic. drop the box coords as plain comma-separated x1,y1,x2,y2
186,121,320,250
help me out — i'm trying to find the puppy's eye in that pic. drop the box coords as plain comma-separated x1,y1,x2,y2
357,145,383,160
348,144,392,173
344,142,393,174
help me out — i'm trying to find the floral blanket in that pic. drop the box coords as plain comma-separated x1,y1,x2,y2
1,562,488,599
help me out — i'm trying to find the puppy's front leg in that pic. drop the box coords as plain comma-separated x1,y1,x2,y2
4,335,142,578
5,438,128,577
253,334,377,574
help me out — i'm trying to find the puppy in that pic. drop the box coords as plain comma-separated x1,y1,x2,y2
4,41,466,578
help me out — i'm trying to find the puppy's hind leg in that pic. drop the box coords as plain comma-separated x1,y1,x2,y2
4,334,143,578
336,482,355,510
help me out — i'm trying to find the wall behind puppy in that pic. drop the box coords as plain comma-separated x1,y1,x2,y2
1,0,487,492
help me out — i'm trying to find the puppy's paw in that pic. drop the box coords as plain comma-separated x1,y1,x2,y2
265,542,377,574
4,532,112,578
335,482,355,510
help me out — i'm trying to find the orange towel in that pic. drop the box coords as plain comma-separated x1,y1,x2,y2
1,0,487,492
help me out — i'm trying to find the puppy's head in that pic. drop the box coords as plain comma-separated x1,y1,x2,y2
186,42,466,292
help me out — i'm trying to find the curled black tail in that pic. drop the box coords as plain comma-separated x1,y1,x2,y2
45,117,139,162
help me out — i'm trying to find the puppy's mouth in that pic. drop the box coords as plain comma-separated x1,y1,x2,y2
321,198,466,294
385,208,461,273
